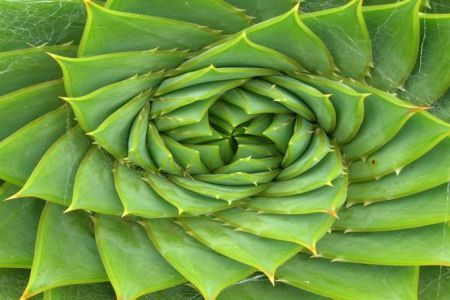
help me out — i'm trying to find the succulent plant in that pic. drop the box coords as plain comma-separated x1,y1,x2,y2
1,0,449,299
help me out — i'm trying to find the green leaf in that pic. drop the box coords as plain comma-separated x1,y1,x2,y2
151,80,245,117
0,106,71,186
347,137,450,205
180,216,301,282
277,128,330,180
68,147,123,216
142,219,254,300
248,175,347,216
349,112,450,182
0,45,76,96
317,223,450,265
295,74,366,144
15,126,91,205
246,6,333,74
94,215,186,300
64,72,163,132
106,0,251,34
89,92,150,159
419,266,450,300
0,183,44,268
335,183,450,231
218,278,326,300
0,269,34,300
178,33,303,73
23,204,107,298
169,175,270,203
127,103,157,172
113,164,178,218
43,283,115,300
264,76,336,132
401,13,450,105
144,173,229,215
277,253,419,300
261,150,343,197
78,1,221,56
301,0,372,79
0,80,64,141
156,66,276,96
262,114,295,154
216,208,334,252
363,0,420,91
225,0,298,22
53,49,189,97
0,0,85,51
343,81,418,160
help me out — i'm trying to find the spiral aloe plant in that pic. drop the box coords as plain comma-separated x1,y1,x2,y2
0,0,449,299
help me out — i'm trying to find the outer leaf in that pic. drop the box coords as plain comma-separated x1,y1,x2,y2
277,253,419,300
78,1,221,56
94,215,186,300
106,0,251,34
180,216,301,282
0,183,44,268
142,219,254,300
22,204,107,299
317,223,450,265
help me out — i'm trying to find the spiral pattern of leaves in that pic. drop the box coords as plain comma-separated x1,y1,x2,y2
0,0,449,299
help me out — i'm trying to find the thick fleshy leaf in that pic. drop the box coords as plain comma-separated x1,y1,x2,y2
419,266,450,300
401,13,450,105
264,76,336,132
0,106,71,186
218,278,326,300
181,216,301,282
178,33,303,72
277,128,330,180
113,164,178,218
277,253,419,300
79,1,221,56
347,137,450,205
225,0,298,22
343,82,418,160
0,269,33,300
0,183,43,268
335,183,450,231
68,147,123,216
106,0,251,34
301,0,372,79
157,66,276,96
246,6,333,74
53,49,189,97
22,204,107,299
0,0,85,51
349,112,450,182
142,219,255,300
169,175,270,203
15,126,91,205
0,45,76,96
296,74,367,144
127,103,157,172
216,208,334,252
89,92,150,159
0,80,64,141
317,223,450,265
63,72,163,132
248,175,347,215
262,150,343,197
144,173,229,215
94,215,186,300
363,0,420,91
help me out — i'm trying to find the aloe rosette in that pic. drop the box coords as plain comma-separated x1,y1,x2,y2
0,0,449,299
